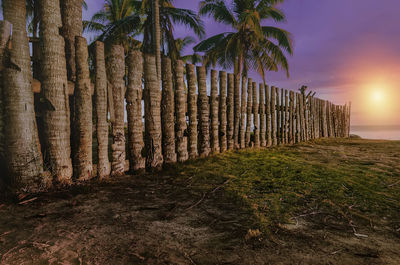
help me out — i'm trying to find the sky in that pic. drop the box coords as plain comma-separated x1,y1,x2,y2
82,0,400,126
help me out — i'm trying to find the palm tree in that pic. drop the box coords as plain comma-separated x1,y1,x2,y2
40,0,73,184
83,0,142,51
134,0,205,60
1,0,48,191
172,36,202,64
194,0,293,84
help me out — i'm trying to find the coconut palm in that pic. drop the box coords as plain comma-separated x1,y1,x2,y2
172,36,202,64
194,0,293,83
83,0,142,51
132,0,204,60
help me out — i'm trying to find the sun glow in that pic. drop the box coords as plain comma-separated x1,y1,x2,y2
370,90,385,104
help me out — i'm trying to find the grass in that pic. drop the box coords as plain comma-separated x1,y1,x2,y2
167,138,400,233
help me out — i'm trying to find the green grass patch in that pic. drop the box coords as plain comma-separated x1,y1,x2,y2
168,139,400,232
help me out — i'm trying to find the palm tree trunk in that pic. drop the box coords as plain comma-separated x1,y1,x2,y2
174,60,188,162
245,79,252,147
289,91,294,144
2,0,48,191
280,88,284,144
233,74,240,149
265,85,271,147
40,0,73,184
240,75,247,149
143,53,163,170
127,50,145,172
152,0,161,82
259,83,266,147
161,57,177,163
284,90,289,144
73,36,92,180
219,71,227,152
197,66,211,157
253,82,259,148
276,87,280,144
271,86,277,146
0,20,11,175
108,45,126,176
186,64,198,159
295,93,301,143
60,0,82,82
227,74,234,150
94,41,110,179
210,70,219,153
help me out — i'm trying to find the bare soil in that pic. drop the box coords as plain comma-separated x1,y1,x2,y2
0,139,399,264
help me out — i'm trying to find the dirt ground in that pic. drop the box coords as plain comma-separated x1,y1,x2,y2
1,139,399,264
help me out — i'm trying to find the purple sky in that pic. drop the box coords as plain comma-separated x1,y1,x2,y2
82,0,400,125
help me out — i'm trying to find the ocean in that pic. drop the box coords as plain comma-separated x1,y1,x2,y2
351,125,400,140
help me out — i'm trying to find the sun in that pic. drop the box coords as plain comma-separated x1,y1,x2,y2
370,90,385,103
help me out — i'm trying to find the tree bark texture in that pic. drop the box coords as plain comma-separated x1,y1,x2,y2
174,60,188,162
289,91,294,144
197,66,211,157
2,0,48,191
40,0,73,184
280,88,284,144
94,41,110,178
60,0,82,82
152,0,161,83
186,64,198,159
271,86,277,146
143,53,163,170
127,50,146,171
252,82,259,148
0,20,11,173
265,85,271,147
73,36,92,180
295,93,301,143
108,45,126,176
210,70,219,153
233,74,240,148
219,71,227,152
240,76,247,148
227,74,234,150
276,87,280,144
161,57,177,163
259,83,266,147
245,78,252,147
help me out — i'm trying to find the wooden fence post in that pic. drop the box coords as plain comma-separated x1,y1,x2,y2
174,60,188,162
295,93,301,143
259,83,266,147
276,87,281,144
143,53,163,170
245,78,253,147
227,73,235,150
280,88,284,144
266,85,272,146
197,66,211,157
219,71,227,152
109,45,126,176
73,36,92,180
161,57,177,163
187,64,198,158
289,91,294,144
127,50,145,171
240,76,247,148
95,41,111,178
271,86,277,146
253,82,260,147
210,70,219,153
234,74,240,148
284,89,289,144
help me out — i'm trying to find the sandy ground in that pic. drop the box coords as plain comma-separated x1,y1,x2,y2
0,140,399,264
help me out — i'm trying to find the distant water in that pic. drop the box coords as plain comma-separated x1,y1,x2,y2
351,125,400,140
